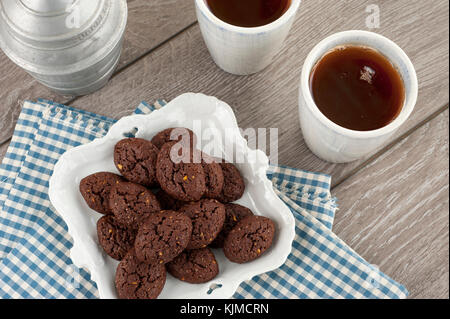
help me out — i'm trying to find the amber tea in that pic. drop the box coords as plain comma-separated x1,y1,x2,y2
205,0,291,28
310,45,405,131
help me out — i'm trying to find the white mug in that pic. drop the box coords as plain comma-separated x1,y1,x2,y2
298,30,418,163
195,0,302,75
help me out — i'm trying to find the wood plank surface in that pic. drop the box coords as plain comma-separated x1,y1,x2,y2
117,0,197,69
0,143,6,166
332,110,449,299
65,0,449,186
0,0,197,145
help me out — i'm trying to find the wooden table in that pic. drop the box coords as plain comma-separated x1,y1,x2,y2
0,0,448,299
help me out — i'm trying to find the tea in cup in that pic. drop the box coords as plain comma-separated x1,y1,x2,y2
195,0,302,75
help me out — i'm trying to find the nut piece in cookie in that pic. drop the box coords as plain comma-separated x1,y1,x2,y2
156,141,206,202
97,215,136,260
151,127,196,150
201,154,224,199
79,172,124,215
179,199,226,249
109,181,161,228
114,138,159,187
210,203,254,248
167,248,219,284
216,163,245,203
115,249,166,299
223,215,275,264
134,210,192,264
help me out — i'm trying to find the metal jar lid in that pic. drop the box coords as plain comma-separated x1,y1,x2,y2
0,0,128,96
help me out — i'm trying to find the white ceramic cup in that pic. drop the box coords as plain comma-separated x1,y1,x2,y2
195,0,302,75
298,30,418,163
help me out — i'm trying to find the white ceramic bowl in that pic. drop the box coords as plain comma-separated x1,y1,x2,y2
195,0,301,75
49,93,296,299
298,30,418,163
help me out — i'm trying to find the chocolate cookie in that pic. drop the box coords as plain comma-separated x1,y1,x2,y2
114,138,160,187
151,127,196,150
115,249,166,299
210,203,254,248
179,199,226,249
223,215,275,264
79,172,124,215
156,142,206,201
134,210,192,264
109,181,161,228
97,215,136,260
155,189,186,211
216,163,245,203
201,154,224,199
167,248,219,284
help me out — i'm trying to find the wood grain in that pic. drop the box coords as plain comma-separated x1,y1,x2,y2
66,0,449,186
332,110,449,299
116,0,197,70
0,143,6,165
0,0,197,145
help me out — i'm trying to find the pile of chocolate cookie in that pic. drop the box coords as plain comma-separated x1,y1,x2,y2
79,128,276,299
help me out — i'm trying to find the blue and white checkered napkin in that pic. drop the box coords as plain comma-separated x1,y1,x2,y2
0,99,408,299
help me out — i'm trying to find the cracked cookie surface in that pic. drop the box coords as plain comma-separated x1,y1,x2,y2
114,138,159,187
179,199,226,249
134,210,192,264
223,215,275,264
155,189,186,211
156,142,206,201
79,172,124,214
115,249,166,299
201,154,224,199
216,163,245,203
109,181,161,228
97,215,136,260
167,248,219,284
210,203,254,248
151,127,196,150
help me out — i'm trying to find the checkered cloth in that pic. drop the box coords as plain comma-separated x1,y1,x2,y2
0,99,408,299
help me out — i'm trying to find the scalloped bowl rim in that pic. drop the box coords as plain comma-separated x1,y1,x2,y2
49,92,296,299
